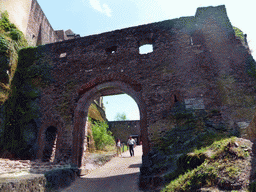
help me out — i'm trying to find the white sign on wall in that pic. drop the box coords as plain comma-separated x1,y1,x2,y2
184,98,205,109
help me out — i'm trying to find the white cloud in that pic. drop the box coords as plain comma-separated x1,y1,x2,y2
102,3,111,17
89,0,112,17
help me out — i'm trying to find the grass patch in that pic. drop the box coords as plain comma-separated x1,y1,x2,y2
162,137,251,191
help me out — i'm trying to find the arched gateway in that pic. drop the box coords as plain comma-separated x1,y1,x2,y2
35,5,256,187
72,78,149,167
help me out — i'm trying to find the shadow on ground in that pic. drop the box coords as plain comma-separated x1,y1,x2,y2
60,172,144,192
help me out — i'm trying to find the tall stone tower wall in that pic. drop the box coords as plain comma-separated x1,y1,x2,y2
0,0,58,46
0,0,32,35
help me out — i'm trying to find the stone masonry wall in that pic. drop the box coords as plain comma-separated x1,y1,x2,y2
26,0,58,46
35,5,255,171
108,120,140,143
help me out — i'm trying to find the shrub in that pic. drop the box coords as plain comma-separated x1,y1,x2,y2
233,26,244,42
10,29,23,41
0,11,16,32
0,36,8,53
91,120,115,150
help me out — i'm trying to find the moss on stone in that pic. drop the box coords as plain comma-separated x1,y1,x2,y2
162,137,252,191
0,11,28,104
88,103,105,122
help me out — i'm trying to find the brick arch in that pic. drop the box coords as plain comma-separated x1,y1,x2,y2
77,73,142,95
37,113,64,162
72,80,149,167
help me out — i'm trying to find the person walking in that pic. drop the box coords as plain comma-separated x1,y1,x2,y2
127,136,136,157
116,139,122,157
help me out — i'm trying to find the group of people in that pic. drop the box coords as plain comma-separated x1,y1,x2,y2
116,136,136,157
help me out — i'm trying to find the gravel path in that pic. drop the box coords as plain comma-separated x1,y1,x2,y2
60,145,143,192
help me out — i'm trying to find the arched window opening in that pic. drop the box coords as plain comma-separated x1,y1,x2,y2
139,44,153,54
42,126,57,162
106,46,117,54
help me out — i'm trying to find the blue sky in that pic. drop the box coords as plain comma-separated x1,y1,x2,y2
37,0,256,121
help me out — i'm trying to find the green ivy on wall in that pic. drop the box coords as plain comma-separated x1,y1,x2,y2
1,46,53,158
0,11,53,158
0,11,28,103
246,55,256,79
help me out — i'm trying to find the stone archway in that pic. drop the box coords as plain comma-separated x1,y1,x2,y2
36,113,64,162
72,80,149,167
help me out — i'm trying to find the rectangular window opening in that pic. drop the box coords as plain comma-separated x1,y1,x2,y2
106,46,117,54
139,44,153,54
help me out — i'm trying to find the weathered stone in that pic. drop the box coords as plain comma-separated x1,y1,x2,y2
10,4,253,189
0,174,46,192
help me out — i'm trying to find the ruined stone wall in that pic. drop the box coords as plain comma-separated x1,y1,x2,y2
26,0,58,46
108,120,140,143
35,5,255,165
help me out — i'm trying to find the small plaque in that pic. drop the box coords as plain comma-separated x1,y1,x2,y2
184,98,205,109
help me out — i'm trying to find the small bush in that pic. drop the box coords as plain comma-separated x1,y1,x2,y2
10,29,23,41
91,120,115,150
233,26,244,42
0,36,8,53
0,11,16,32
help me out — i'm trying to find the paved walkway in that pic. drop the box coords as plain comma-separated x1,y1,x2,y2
60,145,143,192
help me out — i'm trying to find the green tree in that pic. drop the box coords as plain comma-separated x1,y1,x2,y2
91,120,115,150
114,112,127,121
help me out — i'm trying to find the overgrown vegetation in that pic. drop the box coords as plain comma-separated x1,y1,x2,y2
146,102,253,191
0,12,53,158
0,46,53,158
246,54,256,79
233,26,245,43
0,11,28,103
162,137,251,191
145,102,254,192
90,119,115,151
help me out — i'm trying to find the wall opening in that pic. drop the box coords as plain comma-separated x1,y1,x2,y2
59,52,67,58
73,80,149,168
42,126,57,162
103,94,141,145
139,44,153,54
106,46,117,54
103,94,140,121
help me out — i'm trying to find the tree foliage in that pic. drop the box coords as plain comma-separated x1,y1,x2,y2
114,112,127,121
91,120,115,150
